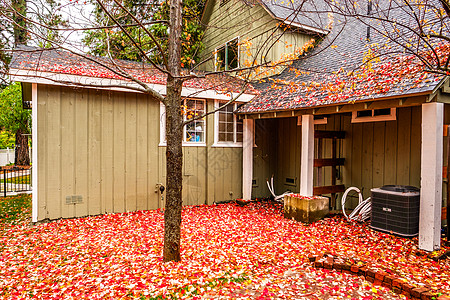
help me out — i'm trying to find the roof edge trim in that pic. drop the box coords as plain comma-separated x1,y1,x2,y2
9,69,256,102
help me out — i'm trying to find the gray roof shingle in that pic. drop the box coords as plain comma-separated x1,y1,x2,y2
239,0,448,114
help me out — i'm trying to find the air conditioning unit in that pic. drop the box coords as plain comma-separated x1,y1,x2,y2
370,185,420,237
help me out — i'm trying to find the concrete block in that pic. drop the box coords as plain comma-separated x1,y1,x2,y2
284,194,329,223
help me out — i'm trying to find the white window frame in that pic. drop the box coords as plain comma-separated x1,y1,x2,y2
213,100,243,147
159,100,207,147
351,108,396,123
214,37,240,72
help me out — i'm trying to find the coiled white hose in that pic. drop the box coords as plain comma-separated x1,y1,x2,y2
341,187,371,221
266,175,291,202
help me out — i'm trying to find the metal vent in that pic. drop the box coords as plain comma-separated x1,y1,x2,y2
66,195,83,205
285,177,296,186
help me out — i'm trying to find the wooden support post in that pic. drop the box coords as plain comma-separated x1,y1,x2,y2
242,119,254,200
300,115,314,196
420,102,443,251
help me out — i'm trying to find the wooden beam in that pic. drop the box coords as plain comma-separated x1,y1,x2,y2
315,130,346,139
313,184,345,195
420,102,443,251
314,158,345,167
242,119,254,200
300,115,314,196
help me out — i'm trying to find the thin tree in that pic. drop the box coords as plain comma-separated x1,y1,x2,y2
1,0,329,261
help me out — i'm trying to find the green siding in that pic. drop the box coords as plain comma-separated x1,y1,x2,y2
36,84,243,220
200,0,312,73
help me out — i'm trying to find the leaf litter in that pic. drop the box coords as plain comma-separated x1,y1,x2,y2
0,197,448,299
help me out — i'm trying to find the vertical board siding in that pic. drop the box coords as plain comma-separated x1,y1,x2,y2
125,92,137,212
372,122,385,188
136,93,149,211
38,85,243,220
253,108,423,204
113,92,126,213
409,106,421,187
61,87,75,218
46,85,61,219
146,96,160,210
396,108,412,186
74,90,89,217
101,91,114,213
88,89,102,216
37,86,161,220
200,0,312,73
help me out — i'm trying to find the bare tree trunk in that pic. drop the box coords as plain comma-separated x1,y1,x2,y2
12,0,27,46
163,0,184,262
15,128,30,165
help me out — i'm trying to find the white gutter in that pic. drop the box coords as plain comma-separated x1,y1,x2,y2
10,69,256,102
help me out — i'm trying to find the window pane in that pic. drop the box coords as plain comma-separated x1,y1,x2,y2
227,39,239,70
226,133,234,141
184,99,205,142
236,132,243,143
219,111,226,122
216,46,226,71
226,112,233,123
227,122,233,132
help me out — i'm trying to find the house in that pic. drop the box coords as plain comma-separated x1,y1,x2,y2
224,1,449,251
9,47,256,222
200,0,330,75
10,0,449,252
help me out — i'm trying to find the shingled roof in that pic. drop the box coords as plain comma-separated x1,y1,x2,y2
238,1,448,114
259,0,330,34
9,47,258,95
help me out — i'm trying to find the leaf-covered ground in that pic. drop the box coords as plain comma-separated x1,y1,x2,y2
0,194,31,227
0,197,448,299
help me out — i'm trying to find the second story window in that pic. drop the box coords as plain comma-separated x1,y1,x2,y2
215,38,239,71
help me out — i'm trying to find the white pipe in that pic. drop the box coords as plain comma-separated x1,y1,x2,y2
341,187,371,221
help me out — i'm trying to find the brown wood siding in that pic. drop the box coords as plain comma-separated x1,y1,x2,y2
37,85,243,220
253,107,423,205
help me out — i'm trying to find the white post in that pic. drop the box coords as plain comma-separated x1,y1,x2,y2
32,83,38,223
242,118,254,200
300,115,314,196
420,102,443,251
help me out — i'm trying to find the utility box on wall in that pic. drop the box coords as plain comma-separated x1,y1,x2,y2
370,185,420,237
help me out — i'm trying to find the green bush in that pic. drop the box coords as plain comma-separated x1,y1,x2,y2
0,131,15,149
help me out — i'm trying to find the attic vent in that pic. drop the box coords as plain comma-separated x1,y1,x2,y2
352,108,396,123
66,195,83,205
285,177,296,186
252,178,258,187
297,115,328,126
